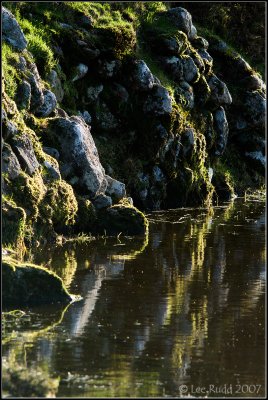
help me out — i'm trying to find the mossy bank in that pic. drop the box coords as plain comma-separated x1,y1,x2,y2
2,3,266,254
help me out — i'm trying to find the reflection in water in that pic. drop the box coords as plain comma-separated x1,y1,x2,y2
2,199,265,398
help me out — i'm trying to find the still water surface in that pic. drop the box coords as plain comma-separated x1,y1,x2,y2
2,199,266,397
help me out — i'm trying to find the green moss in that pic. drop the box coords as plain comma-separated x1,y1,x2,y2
12,172,46,221
2,43,21,100
15,16,56,75
99,204,149,236
2,197,26,251
41,180,78,228
74,196,97,234
2,257,72,306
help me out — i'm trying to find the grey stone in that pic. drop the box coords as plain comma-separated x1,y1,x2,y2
208,74,232,108
49,116,107,197
2,118,18,140
43,160,61,180
35,89,57,117
98,59,120,79
182,128,195,158
161,56,183,81
87,84,103,103
143,84,172,116
2,143,21,180
17,56,27,72
182,56,199,82
95,103,119,132
93,194,112,209
72,63,88,82
244,90,266,128
165,7,197,40
244,151,265,174
176,81,194,109
47,69,64,102
213,107,229,156
43,146,60,160
152,166,165,183
78,110,91,124
28,63,44,111
191,36,209,50
240,74,265,91
129,60,155,91
111,83,129,104
2,7,27,51
16,80,31,110
105,175,126,201
11,134,40,176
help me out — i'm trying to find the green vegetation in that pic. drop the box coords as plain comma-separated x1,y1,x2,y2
2,43,20,99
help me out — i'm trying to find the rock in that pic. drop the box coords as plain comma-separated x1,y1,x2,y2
77,14,93,29
16,80,31,110
152,166,165,183
244,91,266,128
244,151,265,175
240,74,265,91
128,60,155,91
2,7,27,51
208,74,232,108
11,134,40,176
87,84,103,103
43,146,60,160
193,75,211,106
56,108,69,118
161,56,183,81
49,116,107,197
213,107,229,156
182,56,199,82
99,204,148,235
78,110,91,124
72,63,88,82
35,89,57,117
2,118,18,140
43,160,61,181
95,103,119,132
105,175,126,201
181,128,195,158
2,143,21,180
2,258,73,306
165,7,197,40
75,197,97,233
47,69,64,102
2,199,26,248
98,59,120,79
93,194,112,209
191,36,209,50
198,49,213,72
17,56,27,71
82,47,100,59
175,81,195,109
143,84,172,116
208,167,213,182
110,83,129,104
28,63,44,111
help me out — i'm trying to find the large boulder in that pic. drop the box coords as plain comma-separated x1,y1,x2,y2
165,7,197,40
49,116,107,197
2,258,73,306
143,84,172,116
2,7,27,51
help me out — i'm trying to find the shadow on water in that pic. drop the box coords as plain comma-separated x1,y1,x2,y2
2,199,265,397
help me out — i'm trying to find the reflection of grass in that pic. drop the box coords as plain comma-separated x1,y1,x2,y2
111,231,149,261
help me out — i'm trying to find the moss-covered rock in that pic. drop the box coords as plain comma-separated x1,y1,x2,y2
40,180,78,230
99,202,148,235
2,257,73,306
74,196,97,233
2,197,26,250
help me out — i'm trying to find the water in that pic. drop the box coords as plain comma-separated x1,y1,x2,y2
2,199,266,398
